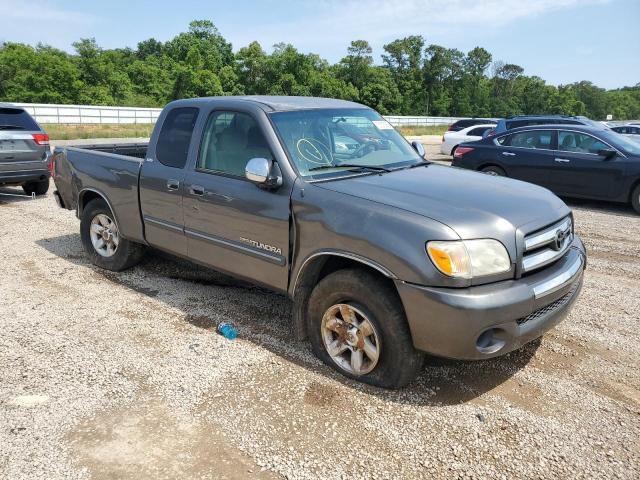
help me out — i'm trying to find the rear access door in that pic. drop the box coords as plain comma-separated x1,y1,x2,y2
139,106,200,256
495,129,557,189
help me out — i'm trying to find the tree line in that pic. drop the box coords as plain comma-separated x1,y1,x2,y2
1,20,638,120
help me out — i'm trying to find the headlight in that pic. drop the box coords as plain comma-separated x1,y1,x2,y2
426,239,511,279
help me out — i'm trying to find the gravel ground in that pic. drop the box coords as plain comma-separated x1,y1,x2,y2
1,178,639,480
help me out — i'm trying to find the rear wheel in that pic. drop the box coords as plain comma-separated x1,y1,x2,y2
80,198,146,271
481,165,506,177
22,179,50,196
307,269,424,389
631,184,640,214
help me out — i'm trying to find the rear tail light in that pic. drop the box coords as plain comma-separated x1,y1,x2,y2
454,147,475,158
32,133,50,146
48,153,56,177
447,124,454,131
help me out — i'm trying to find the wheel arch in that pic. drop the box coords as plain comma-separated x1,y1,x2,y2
290,251,400,341
78,188,120,230
628,177,640,203
477,162,507,174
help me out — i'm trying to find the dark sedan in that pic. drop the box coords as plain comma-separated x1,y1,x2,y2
452,125,640,213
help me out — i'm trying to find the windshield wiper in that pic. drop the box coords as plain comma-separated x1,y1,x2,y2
0,124,25,130
403,160,431,169
309,163,392,173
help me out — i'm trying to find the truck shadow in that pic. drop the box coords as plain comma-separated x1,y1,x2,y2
37,233,539,407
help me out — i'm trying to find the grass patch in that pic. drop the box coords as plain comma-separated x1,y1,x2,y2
396,125,448,136
43,122,446,141
43,123,155,140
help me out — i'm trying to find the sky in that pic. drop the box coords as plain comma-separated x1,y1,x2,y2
2,0,639,89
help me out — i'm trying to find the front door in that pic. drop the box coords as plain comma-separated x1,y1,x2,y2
549,130,625,199
139,106,199,256
183,109,292,292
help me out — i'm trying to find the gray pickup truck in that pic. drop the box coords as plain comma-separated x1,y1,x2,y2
52,96,587,388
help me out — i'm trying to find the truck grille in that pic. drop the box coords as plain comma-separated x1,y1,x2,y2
521,216,573,274
517,279,581,326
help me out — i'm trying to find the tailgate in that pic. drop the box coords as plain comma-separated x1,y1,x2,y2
0,132,48,170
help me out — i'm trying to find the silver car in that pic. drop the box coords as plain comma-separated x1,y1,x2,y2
0,105,51,195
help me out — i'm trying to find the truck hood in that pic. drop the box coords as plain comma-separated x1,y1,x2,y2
315,164,570,240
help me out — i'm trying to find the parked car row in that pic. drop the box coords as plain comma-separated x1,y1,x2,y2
610,124,640,139
442,114,640,213
452,124,640,213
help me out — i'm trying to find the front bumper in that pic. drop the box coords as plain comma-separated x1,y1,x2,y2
397,235,586,360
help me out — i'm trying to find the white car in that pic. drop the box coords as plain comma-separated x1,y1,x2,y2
440,124,496,156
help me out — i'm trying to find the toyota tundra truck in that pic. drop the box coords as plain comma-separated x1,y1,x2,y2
51,96,587,388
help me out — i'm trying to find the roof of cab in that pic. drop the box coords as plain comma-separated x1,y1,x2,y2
173,95,367,112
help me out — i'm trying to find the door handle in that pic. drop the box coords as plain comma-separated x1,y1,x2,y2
167,179,180,190
554,158,570,163
189,185,205,196
502,151,516,156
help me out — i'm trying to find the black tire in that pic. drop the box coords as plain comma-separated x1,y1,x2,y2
450,145,458,157
481,165,506,177
80,198,146,271
307,268,424,389
632,184,640,215
22,179,50,196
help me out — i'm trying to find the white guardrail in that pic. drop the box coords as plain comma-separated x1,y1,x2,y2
8,103,162,124
6,102,467,126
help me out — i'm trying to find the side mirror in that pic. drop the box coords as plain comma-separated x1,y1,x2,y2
597,149,617,160
411,140,426,158
245,157,283,188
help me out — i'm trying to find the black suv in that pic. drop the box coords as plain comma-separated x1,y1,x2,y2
487,115,606,137
0,105,51,195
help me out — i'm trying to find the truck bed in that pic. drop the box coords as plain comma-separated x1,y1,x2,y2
66,142,148,159
52,144,147,243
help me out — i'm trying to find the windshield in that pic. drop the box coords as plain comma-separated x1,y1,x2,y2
269,108,422,179
604,130,640,155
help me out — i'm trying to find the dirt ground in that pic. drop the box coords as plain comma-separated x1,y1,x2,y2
1,162,639,479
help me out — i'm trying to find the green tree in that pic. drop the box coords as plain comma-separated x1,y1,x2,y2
0,21,637,120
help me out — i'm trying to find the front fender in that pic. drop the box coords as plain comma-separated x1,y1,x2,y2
288,180,464,296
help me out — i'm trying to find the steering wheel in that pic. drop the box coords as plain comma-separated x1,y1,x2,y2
351,139,377,159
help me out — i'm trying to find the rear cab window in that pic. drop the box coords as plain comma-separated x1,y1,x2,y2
0,108,40,131
155,107,199,168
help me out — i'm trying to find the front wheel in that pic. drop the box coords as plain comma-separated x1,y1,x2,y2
307,269,424,389
632,184,640,215
22,179,50,196
80,198,146,271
